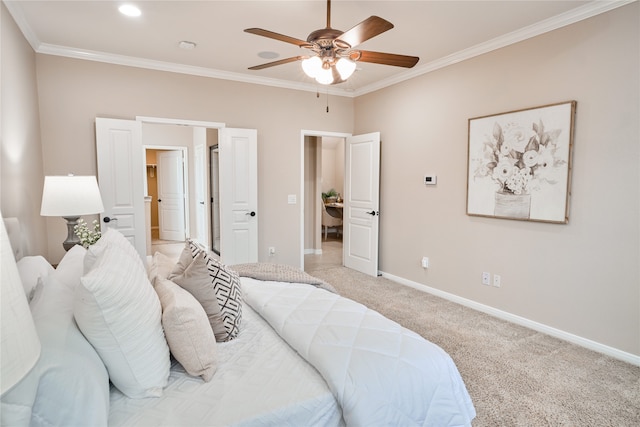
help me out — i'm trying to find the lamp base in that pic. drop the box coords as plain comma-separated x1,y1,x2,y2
62,216,81,251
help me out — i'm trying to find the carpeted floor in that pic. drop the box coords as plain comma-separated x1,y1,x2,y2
305,240,640,426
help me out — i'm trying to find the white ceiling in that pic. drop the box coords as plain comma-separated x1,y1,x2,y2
4,1,629,96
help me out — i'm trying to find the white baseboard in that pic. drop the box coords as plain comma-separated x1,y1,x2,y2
381,271,640,367
304,248,323,255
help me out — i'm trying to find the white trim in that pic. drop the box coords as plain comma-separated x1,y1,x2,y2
299,130,352,269
136,116,225,129
304,248,322,255
381,271,640,367
6,0,632,97
35,43,348,97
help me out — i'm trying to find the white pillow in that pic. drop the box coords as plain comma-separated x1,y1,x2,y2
83,227,144,273
155,278,218,381
16,256,54,300
75,240,170,398
148,251,176,287
52,244,87,290
1,274,109,426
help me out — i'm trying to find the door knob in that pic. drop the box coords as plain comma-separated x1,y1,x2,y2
199,201,205,205
158,199,162,202
367,210,379,216
103,216,118,223
246,211,256,217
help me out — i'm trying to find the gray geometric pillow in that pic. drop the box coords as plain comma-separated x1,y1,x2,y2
179,239,242,341
204,256,242,341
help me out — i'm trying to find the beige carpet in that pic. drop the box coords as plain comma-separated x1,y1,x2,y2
305,241,640,426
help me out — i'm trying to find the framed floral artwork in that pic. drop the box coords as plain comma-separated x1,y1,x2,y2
466,101,576,223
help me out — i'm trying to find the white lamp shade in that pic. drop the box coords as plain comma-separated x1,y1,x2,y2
336,58,356,80
1,215,41,395
315,67,335,85
301,56,322,78
40,175,104,217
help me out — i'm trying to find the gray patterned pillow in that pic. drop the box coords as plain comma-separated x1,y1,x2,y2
204,256,242,341
171,239,242,341
170,252,228,342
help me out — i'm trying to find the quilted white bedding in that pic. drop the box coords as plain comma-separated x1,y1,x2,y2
108,303,343,426
242,277,476,427
2,219,474,427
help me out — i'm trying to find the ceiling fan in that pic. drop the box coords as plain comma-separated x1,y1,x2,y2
244,0,419,85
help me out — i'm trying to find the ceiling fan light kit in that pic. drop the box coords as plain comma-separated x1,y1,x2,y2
301,56,356,84
245,0,419,86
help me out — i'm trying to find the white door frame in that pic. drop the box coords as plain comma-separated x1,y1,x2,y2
193,133,208,247
145,146,188,240
299,129,352,270
138,116,225,249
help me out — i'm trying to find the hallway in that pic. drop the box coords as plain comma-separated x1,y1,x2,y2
304,236,343,273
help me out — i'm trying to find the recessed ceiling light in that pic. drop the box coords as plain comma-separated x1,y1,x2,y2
179,41,197,50
119,4,141,17
258,51,279,60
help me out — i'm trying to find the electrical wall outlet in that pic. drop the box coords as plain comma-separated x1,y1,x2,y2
482,272,491,286
424,175,437,185
493,274,501,287
421,257,429,268
268,247,276,255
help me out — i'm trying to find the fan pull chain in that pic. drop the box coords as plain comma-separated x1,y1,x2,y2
326,90,330,113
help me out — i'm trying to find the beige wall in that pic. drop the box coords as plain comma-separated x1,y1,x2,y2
34,55,354,265
354,4,639,356
0,3,48,255
321,137,345,197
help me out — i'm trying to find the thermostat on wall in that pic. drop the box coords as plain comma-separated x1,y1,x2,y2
424,175,437,185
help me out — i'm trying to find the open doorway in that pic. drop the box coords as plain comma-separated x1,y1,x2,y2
145,147,188,259
139,119,223,260
301,131,349,272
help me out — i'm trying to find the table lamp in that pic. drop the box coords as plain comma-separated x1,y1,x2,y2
40,175,104,251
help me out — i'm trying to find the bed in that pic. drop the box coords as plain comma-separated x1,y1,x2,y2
1,217,475,426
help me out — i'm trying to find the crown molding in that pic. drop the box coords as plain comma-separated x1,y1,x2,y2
36,43,351,97
5,0,634,99
353,0,636,96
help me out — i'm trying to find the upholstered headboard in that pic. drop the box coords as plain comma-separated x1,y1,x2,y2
4,217,24,261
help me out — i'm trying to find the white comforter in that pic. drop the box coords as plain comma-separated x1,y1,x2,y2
242,278,476,427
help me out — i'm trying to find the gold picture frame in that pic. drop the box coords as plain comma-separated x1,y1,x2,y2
466,101,576,223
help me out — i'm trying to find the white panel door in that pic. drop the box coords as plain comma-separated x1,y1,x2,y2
95,118,147,259
193,131,208,248
219,128,258,265
344,132,380,276
157,150,186,242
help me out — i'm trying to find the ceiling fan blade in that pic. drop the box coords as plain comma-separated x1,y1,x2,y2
248,56,304,70
336,16,394,48
244,28,309,47
356,50,419,68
